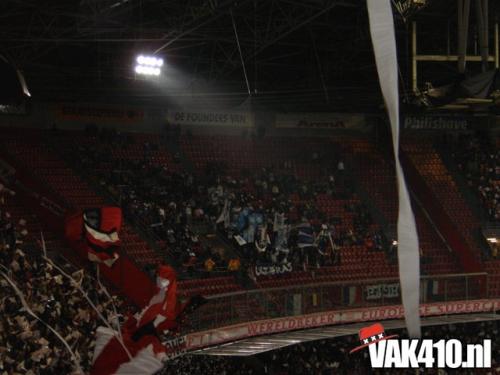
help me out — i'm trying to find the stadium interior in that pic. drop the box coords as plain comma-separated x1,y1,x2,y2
0,0,499,374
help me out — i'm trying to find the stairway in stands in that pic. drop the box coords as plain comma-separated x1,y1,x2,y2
350,138,462,275
402,137,500,297
2,129,244,298
50,131,243,297
402,139,482,260
0,131,163,269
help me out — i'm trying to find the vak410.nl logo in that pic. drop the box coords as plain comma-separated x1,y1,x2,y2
350,323,491,369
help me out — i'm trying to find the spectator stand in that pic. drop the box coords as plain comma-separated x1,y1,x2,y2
43,129,244,294
350,137,463,276
43,131,169,265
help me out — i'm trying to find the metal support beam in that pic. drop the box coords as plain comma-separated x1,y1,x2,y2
230,10,252,96
457,0,471,73
412,21,417,92
309,29,329,104
495,23,499,69
415,55,495,62
411,18,496,93
475,0,489,72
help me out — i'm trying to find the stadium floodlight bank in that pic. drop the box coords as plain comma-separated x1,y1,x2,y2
134,55,163,76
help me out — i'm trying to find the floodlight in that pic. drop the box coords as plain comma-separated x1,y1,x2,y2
134,54,163,77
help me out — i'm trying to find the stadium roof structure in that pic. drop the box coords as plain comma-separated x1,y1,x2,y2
0,0,498,111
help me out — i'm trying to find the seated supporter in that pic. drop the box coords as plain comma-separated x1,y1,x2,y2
227,258,241,272
204,257,215,273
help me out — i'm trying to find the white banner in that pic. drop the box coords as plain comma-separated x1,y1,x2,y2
275,113,365,129
367,0,421,338
366,283,400,300
164,336,187,360
185,299,500,350
167,110,253,127
254,262,292,276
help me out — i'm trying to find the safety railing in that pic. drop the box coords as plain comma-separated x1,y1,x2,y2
185,272,489,333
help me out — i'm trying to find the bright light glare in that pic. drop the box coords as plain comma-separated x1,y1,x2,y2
134,64,161,76
135,54,163,67
134,54,163,76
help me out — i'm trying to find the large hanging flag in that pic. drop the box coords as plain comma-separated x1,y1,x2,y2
136,264,179,333
91,264,207,375
91,318,166,375
65,207,122,267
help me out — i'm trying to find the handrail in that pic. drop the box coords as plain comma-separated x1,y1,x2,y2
0,146,72,211
407,185,454,254
184,272,491,334
205,272,489,300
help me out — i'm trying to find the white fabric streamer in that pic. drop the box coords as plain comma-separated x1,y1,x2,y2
0,269,83,374
43,256,133,360
95,264,124,340
367,0,421,337
39,233,131,359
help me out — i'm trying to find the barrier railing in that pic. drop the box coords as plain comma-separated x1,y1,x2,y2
185,273,489,333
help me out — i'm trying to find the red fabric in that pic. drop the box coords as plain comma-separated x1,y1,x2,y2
85,231,121,253
91,317,165,375
98,207,122,232
138,265,178,329
64,207,157,307
65,207,122,266
64,212,83,241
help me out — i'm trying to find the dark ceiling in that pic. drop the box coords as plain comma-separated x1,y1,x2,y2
0,0,498,111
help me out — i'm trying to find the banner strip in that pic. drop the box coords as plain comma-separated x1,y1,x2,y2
367,0,421,337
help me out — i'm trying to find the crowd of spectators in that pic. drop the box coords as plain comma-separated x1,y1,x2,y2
160,320,500,374
0,184,129,374
74,134,225,276
452,133,500,222
208,164,387,272
68,130,392,279
2,128,499,374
